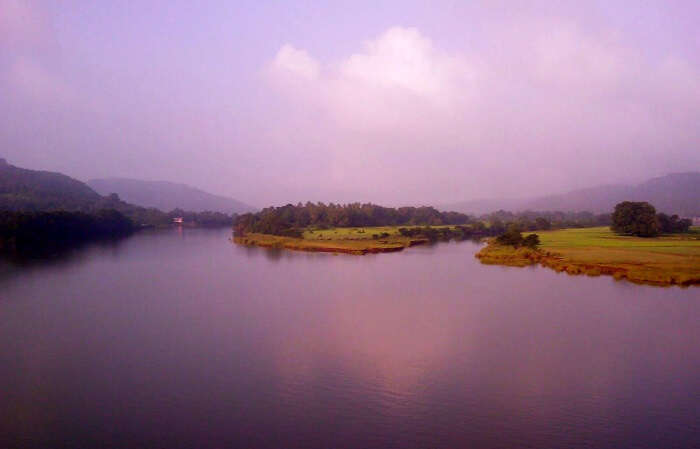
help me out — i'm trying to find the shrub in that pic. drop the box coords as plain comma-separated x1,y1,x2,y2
523,233,540,248
495,225,524,246
657,213,692,234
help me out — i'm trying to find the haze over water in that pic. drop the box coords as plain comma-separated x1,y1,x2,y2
1,228,698,449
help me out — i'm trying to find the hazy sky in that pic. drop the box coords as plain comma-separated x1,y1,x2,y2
1,0,698,206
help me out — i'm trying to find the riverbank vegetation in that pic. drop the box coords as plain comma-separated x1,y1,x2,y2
476,227,700,286
232,202,541,254
232,202,649,256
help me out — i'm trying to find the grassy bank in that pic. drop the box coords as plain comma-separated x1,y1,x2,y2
233,228,429,255
476,227,700,286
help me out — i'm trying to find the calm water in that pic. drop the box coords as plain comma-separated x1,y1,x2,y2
1,228,698,449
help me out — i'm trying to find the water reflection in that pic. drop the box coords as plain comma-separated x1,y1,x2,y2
0,235,134,283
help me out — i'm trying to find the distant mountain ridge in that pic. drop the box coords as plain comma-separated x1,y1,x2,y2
88,178,254,214
2,157,695,218
446,173,700,216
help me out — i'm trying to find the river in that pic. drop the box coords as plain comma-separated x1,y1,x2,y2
1,227,698,448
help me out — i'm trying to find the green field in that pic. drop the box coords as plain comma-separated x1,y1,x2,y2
478,227,700,286
301,225,454,241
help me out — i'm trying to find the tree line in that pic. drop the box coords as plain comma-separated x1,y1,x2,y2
232,202,614,238
233,203,472,237
478,210,611,231
90,194,234,227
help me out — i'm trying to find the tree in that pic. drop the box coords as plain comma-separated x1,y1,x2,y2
495,224,524,246
611,201,659,237
535,217,551,230
523,233,540,248
490,219,506,235
657,213,692,234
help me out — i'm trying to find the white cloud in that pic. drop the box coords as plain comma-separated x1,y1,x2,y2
263,23,700,202
269,27,478,130
272,44,320,80
339,26,469,97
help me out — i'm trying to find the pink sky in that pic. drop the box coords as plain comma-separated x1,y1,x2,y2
1,0,698,206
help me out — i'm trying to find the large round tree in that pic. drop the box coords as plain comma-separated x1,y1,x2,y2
611,201,659,237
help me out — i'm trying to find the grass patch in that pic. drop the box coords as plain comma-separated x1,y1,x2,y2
476,227,700,287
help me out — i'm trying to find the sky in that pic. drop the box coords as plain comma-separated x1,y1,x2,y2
1,0,698,207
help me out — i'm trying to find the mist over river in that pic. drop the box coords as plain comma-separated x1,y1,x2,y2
1,228,698,449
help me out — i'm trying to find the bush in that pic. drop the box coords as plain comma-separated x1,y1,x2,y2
495,225,524,246
657,213,692,234
523,233,540,248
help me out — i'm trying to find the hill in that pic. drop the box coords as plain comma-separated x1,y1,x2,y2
447,173,700,216
88,178,254,214
0,158,102,211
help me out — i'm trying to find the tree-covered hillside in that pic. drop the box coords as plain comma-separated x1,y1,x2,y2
0,158,102,211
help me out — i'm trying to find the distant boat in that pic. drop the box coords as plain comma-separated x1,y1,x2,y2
173,217,184,224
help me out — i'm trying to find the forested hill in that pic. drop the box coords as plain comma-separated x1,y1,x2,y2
0,158,102,211
88,178,254,214
447,172,700,216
